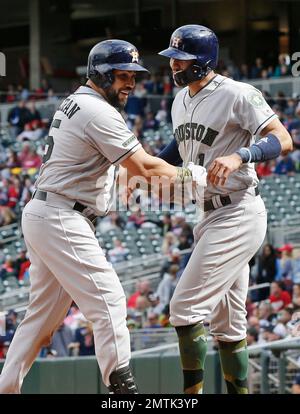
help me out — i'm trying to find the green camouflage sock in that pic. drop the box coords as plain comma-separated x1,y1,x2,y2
218,338,249,394
175,323,207,394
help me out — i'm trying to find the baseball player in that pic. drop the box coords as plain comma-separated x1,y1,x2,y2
0,39,205,394
158,25,293,394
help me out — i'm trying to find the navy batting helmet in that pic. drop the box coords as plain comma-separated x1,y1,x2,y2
87,39,148,89
159,25,219,86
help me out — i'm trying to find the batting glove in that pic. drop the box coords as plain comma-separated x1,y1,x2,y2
187,162,207,187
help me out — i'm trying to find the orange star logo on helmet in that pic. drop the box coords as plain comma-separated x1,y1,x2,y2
130,50,139,63
171,37,181,48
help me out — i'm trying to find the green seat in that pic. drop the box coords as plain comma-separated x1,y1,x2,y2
5,276,19,289
0,280,5,295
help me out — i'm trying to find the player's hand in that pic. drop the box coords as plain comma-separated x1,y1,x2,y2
207,154,243,186
187,162,207,187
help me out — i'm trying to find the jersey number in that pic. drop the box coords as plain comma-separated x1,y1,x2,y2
43,135,54,163
42,118,61,163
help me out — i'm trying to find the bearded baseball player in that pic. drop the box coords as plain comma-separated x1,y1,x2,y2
0,39,206,394
158,24,293,394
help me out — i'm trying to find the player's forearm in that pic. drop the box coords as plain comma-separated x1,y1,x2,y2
263,128,293,155
142,157,178,181
122,149,178,182
236,119,293,163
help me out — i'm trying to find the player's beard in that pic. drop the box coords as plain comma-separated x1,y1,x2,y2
105,87,127,110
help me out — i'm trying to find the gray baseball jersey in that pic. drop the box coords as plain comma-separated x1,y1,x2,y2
35,85,141,215
171,74,277,198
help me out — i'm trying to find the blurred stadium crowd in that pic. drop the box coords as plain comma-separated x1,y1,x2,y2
0,52,300,394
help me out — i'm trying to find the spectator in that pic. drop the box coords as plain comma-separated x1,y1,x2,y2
151,73,164,94
132,115,144,140
289,311,300,337
144,313,161,329
20,147,42,169
0,341,10,359
126,208,145,229
40,346,58,358
269,281,292,312
238,63,250,80
272,307,293,339
17,120,44,142
3,310,18,344
278,243,294,280
51,322,74,357
250,57,264,79
256,161,274,178
5,84,17,103
155,99,168,123
290,144,300,172
292,249,300,284
177,234,192,251
153,264,179,315
256,244,278,300
17,84,30,101
0,205,16,227
292,374,300,394
20,175,34,205
246,327,258,345
18,255,30,281
180,222,194,246
161,231,178,255
108,239,129,264
273,54,291,78
143,111,159,131
73,321,95,356
274,155,296,175
7,178,20,209
125,84,146,124
14,250,29,278
0,182,9,206
135,295,152,314
127,279,152,309
47,88,59,104
64,304,85,332
171,213,186,237
144,213,172,236
7,100,31,137
291,126,300,148
0,257,17,280
40,78,52,93
284,98,297,117
162,73,173,95
247,316,260,333
261,324,280,342
257,300,277,327
26,101,41,124
266,65,274,78
274,91,288,112
159,248,181,279
286,117,300,137
292,284,300,309
246,295,257,319
5,150,21,169
98,212,126,233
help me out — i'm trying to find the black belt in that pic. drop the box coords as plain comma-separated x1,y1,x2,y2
204,187,259,212
32,190,98,224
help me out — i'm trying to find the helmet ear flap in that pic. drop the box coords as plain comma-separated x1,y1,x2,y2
173,64,211,87
89,70,115,89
